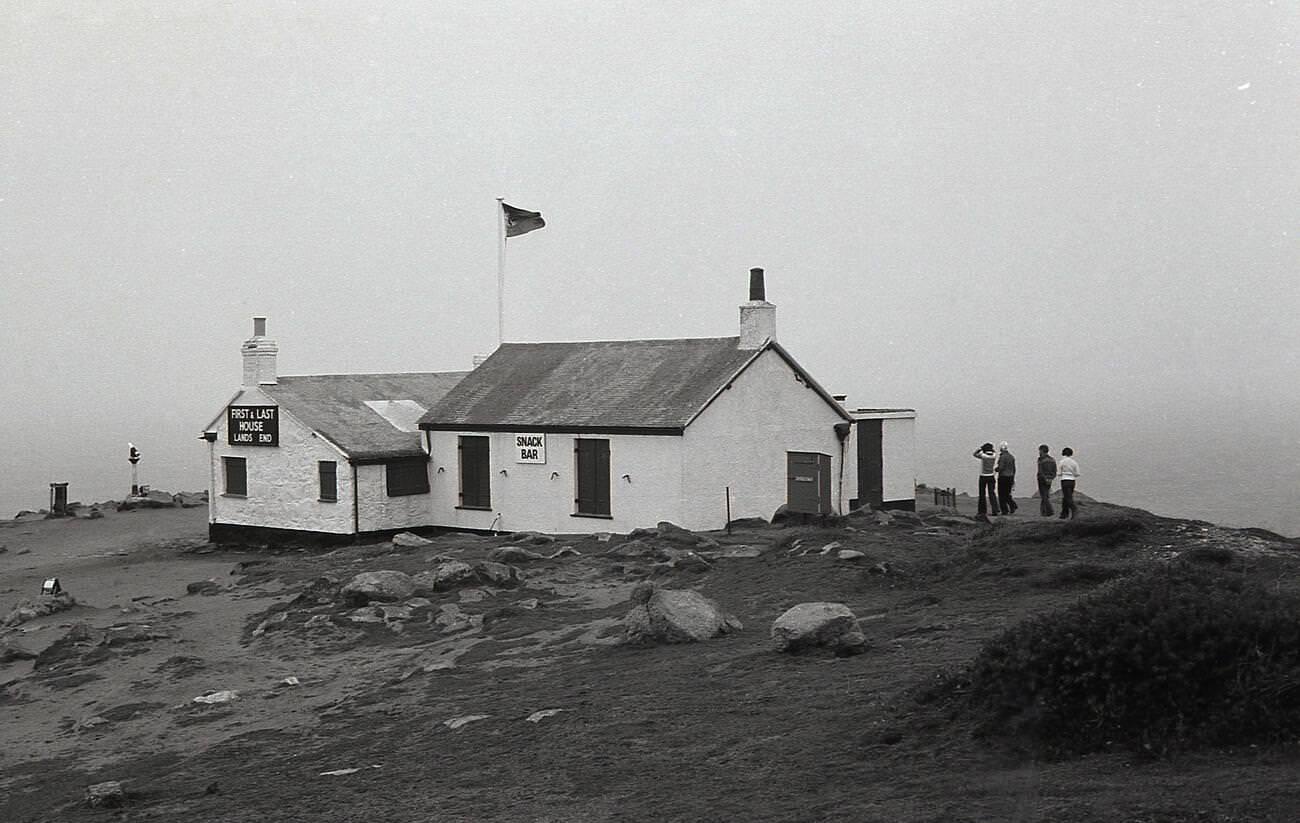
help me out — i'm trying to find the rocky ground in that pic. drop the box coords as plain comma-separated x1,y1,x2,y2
2,496,1298,822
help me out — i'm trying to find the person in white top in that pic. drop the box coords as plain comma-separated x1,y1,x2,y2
1057,447,1081,519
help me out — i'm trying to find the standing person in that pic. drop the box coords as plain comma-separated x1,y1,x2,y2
1036,444,1057,517
995,441,1018,514
1058,447,1081,519
972,443,999,521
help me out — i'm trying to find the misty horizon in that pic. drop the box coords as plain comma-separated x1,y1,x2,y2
2,3,1296,534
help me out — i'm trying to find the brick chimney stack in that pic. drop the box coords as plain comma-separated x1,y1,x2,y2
241,316,279,386
738,267,776,350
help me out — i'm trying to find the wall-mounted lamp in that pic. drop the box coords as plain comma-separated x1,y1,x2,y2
550,471,560,480
621,474,632,483
436,466,445,474
499,469,509,476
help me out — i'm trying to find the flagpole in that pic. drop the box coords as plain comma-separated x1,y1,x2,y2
496,196,506,346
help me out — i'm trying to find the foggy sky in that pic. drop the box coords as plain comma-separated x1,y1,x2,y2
2,2,1297,527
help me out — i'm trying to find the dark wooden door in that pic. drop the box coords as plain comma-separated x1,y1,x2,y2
787,451,831,514
857,419,883,508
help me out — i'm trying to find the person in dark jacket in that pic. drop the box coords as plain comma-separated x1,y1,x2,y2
995,442,1018,514
972,443,999,521
1036,444,1057,517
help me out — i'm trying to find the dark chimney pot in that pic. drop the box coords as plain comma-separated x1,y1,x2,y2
748,268,765,302
253,317,267,337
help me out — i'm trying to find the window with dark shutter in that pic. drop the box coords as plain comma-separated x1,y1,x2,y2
574,439,610,517
223,457,247,497
458,436,491,509
385,457,430,497
319,461,338,502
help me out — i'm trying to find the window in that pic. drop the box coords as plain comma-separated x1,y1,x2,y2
458,436,491,509
319,461,338,502
223,457,247,496
385,457,430,497
574,439,610,517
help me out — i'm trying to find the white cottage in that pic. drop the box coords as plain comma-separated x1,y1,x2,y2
202,319,467,543
416,269,907,534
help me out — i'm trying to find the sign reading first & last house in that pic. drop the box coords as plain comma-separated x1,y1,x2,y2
228,406,279,446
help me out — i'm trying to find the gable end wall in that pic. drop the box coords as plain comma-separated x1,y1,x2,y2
682,348,847,528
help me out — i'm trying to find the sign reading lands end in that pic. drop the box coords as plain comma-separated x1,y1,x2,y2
228,406,279,446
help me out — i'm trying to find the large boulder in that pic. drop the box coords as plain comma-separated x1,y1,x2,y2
340,570,415,605
605,539,669,560
412,561,478,594
3,592,77,627
771,602,867,656
117,491,175,511
172,492,207,508
489,546,547,564
0,639,38,663
392,532,433,548
508,531,556,546
86,781,126,808
473,561,523,588
622,582,742,644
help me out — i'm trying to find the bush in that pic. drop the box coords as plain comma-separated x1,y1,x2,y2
949,564,1300,757
972,514,1144,549
1032,562,1124,589
1179,545,1236,566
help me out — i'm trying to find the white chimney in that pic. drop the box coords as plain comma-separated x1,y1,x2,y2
739,267,776,349
241,316,278,386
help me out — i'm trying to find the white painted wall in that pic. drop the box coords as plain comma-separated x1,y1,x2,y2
209,388,354,534
427,431,685,534
425,349,855,534
210,388,433,535
355,462,432,532
681,348,848,528
881,416,917,504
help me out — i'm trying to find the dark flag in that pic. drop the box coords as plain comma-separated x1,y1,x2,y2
502,202,545,238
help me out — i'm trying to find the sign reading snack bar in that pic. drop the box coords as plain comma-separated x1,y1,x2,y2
227,406,279,446
514,433,546,463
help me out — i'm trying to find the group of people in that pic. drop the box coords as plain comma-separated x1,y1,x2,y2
972,442,1080,523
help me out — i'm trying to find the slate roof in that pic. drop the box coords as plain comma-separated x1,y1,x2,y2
418,337,849,433
261,372,468,462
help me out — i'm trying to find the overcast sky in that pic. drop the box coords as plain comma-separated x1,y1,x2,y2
2,2,1296,526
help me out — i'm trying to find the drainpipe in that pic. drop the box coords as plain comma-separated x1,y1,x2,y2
206,434,217,525
833,422,852,515
351,463,360,535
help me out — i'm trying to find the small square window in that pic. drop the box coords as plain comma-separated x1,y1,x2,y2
319,461,338,502
386,457,430,497
223,456,247,497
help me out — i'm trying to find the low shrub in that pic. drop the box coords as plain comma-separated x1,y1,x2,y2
1060,515,1146,546
1179,545,1236,566
947,563,1300,757
972,514,1144,549
1032,562,1124,589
